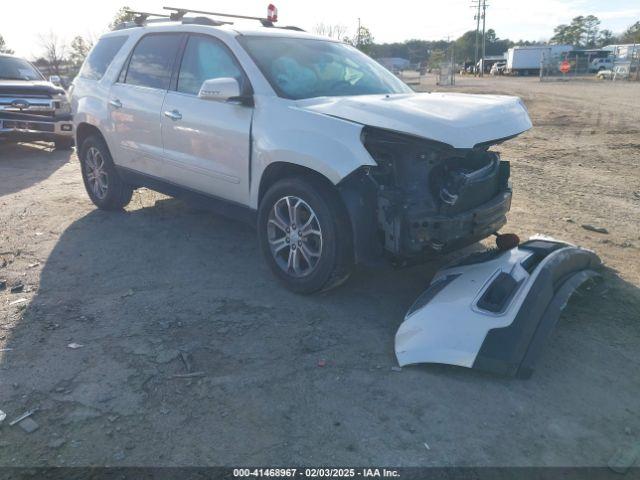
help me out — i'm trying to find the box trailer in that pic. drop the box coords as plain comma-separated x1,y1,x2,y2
506,45,573,75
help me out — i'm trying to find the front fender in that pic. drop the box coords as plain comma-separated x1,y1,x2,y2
249,97,375,208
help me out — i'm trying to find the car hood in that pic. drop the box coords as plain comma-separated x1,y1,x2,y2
295,92,532,149
0,80,65,97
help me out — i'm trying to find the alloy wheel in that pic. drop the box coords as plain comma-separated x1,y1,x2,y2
85,147,109,200
267,196,323,277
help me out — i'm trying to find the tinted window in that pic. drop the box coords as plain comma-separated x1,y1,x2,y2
79,36,127,80
125,34,181,90
177,36,244,95
0,56,43,81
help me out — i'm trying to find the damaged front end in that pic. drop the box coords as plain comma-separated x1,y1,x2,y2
339,127,512,264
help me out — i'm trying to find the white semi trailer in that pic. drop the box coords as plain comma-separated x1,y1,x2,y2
506,45,573,75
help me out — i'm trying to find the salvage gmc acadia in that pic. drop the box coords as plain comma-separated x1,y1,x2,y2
70,7,532,293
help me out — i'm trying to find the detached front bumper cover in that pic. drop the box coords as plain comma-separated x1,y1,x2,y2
395,238,602,378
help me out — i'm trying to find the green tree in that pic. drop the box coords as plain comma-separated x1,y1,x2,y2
583,15,601,47
454,30,478,62
69,36,93,69
427,49,447,68
109,6,136,30
550,24,572,45
597,29,616,47
550,15,602,47
347,25,374,55
621,21,640,43
0,34,14,54
454,29,512,63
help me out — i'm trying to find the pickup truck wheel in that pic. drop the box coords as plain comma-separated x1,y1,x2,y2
79,135,133,211
54,138,74,150
258,177,353,294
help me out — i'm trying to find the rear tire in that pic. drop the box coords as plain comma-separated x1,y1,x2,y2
79,134,133,211
258,177,353,294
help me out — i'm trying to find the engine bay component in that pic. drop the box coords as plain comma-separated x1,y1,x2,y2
362,127,512,259
395,238,602,378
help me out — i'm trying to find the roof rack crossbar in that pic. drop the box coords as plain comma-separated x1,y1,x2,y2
163,6,271,23
124,10,172,26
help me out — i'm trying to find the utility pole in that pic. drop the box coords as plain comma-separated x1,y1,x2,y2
634,43,639,82
451,41,456,85
357,17,361,47
480,0,487,77
472,0,481,75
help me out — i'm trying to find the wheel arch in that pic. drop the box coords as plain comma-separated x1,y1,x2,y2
256,161,381,267
258,162,337,206
75,122,106,151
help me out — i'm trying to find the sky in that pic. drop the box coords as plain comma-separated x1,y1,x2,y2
2,0,639,57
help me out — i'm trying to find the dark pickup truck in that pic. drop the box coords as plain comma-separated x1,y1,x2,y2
0,53,74,149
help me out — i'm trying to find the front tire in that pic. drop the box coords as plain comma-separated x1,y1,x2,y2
258,177,353,294
79,135,133,210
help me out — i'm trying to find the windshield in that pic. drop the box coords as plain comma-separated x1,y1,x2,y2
239,36,413,100
0,56,43,81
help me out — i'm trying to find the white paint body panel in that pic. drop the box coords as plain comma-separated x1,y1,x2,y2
72,23,532,210
395,243,581,368
109,83,166,174
297,93,532,149
161,91,253,203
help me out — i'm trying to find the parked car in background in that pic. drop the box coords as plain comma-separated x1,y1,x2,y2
490,61,506,75
71,10,532,293
588,57,614,73
0,53,74,149
596,69,614,80
597,63,637,80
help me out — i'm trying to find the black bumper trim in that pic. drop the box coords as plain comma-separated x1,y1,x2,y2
472,243,602,378
0,131,72,142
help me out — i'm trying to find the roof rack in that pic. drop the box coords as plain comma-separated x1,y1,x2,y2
162,6,305,31
113,5,305,32
112,10,171,30
163,6,277,27
114,9,230,30
125,10,171,25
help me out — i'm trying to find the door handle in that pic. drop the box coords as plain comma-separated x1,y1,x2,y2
163,110,182,121
109,99,122,109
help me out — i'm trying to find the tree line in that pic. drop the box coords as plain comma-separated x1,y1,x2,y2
319,16,640,68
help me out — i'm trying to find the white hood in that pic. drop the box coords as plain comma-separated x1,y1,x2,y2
296,92,532,149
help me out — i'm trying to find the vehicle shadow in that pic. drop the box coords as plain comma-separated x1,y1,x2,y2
0,142,72,196
0,198,638,466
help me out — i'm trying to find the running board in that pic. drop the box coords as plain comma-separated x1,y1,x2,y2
395,238,602,378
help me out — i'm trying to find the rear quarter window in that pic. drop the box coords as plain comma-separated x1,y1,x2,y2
79,36,128,80
123,34,182,90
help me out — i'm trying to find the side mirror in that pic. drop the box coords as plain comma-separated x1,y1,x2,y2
198,77,242,102
49,75,61,86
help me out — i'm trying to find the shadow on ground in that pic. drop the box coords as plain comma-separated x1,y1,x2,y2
0,198,638,466
0,142,72,196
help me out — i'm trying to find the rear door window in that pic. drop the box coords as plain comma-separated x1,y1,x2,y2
124,34,182,90
79,36,127,80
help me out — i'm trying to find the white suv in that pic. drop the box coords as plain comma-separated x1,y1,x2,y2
70,9,532,293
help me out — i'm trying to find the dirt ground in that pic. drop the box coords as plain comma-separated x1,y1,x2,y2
0,77,639,468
